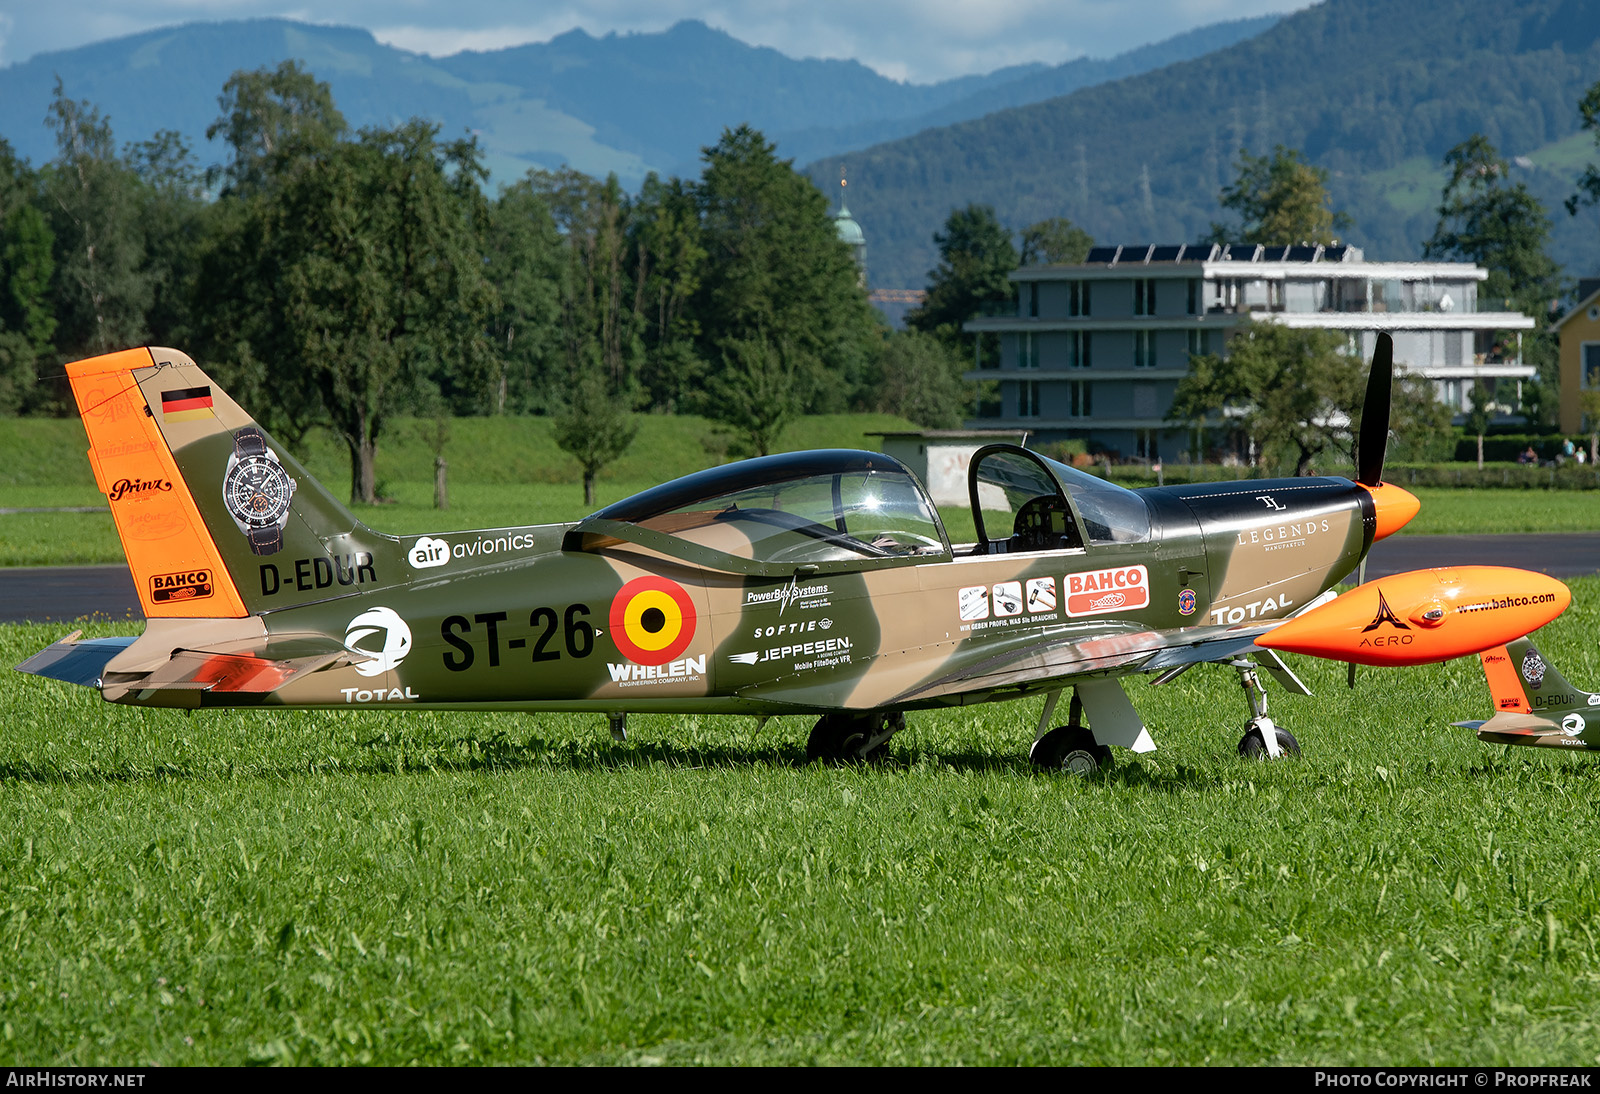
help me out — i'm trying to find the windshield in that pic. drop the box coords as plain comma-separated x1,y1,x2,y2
969,446,1151,548
1036,455,1152,545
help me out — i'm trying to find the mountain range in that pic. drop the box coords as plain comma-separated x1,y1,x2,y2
811,0,1600,285
3,3,1598,293
0,15,1274,192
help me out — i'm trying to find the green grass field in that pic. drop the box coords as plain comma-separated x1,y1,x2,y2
4,581,1600,1065
5,406,1600,1063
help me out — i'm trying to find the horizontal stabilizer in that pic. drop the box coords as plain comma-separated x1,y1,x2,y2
15,631,137,687
138,648,348,693
1455,713,1559,735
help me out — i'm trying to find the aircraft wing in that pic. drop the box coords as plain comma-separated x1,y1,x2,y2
889,620,1284,705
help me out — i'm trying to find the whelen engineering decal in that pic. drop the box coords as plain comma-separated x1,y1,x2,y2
605,576,704,687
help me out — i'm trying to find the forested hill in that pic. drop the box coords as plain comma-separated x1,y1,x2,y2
813,0,1600,288
0,15,1272,191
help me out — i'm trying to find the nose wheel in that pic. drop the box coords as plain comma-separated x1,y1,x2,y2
1232,658,1298,760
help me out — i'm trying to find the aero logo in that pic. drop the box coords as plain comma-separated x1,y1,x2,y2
610,576,697,666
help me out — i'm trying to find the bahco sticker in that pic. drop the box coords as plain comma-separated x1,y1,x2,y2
1064,565,1149,617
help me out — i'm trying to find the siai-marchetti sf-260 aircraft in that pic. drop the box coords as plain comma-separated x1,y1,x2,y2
16,339,1570,772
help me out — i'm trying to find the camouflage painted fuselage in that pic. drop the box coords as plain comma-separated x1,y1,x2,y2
31,348,1381,725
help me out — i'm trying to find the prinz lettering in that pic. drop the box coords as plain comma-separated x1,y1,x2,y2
108,476,173,502
259,552,376,595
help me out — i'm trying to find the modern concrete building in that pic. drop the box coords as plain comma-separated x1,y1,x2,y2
962,243,1538,460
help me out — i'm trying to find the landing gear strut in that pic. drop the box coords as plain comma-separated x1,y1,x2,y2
1030,692,1113,774
806,711,904,763
1231,658,1300,760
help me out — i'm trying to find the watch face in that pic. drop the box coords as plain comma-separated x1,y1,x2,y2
224,456,295,528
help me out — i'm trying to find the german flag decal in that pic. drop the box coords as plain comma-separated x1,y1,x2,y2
610,576,697,666
160,386,213,422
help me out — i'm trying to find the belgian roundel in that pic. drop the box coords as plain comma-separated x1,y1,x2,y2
609,576,697,666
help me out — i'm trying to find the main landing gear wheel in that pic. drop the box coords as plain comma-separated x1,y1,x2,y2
1239,725,1300,760
1030,725,1112,775
806,711,904,763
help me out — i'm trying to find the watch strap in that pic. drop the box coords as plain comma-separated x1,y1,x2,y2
234,426,269,458
248,524,283,555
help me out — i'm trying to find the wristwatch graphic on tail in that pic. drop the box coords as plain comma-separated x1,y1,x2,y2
222,426,296,555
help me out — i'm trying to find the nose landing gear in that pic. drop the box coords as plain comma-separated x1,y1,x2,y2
1232,658,1300,760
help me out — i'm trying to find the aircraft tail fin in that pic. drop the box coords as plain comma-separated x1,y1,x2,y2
1483,636,1597,717
66,347,395,619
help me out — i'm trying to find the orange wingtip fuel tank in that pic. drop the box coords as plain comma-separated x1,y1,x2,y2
1255,566,1570,667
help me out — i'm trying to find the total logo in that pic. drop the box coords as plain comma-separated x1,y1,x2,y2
344,606,413,677
1562,713,1587,737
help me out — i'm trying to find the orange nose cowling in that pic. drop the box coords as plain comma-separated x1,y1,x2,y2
1358,481,1421,541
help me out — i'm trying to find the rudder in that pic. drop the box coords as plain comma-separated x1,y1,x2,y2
67,347,395,618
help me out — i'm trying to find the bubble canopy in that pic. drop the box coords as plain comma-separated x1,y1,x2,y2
568,450,950,575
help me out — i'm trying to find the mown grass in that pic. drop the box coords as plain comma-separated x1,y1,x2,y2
5,580,1600,1065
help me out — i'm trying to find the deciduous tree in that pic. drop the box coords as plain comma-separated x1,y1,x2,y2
1212,146,1348,246
41,80,150,359
1019,217,1094,266
872,329,968,428
0,139,55,414
1173,322,1448,476
693,126,877,413
906,203,1018,365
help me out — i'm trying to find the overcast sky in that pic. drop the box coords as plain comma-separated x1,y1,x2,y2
1,1,1315,83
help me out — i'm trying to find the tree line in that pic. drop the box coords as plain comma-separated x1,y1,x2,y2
0,64,979,502
7,59,1600,492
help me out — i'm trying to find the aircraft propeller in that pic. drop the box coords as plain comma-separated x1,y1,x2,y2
1356,332,1394,488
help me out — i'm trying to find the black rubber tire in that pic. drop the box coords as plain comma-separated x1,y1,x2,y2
1030,724,1113,774
1238,726,1301,760
806,713,895,763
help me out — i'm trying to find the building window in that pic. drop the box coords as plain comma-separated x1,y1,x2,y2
1018,332,1038,369
1187,278,1200,315
1134,278,1156,316
1068,381,1092,418
1584,344,1600,389
1066,331,1092,369
1026,282,1039,318
1069,280,1091,317
1019,381,1041,418
1187,329,1212,358
1135,330,1157,368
